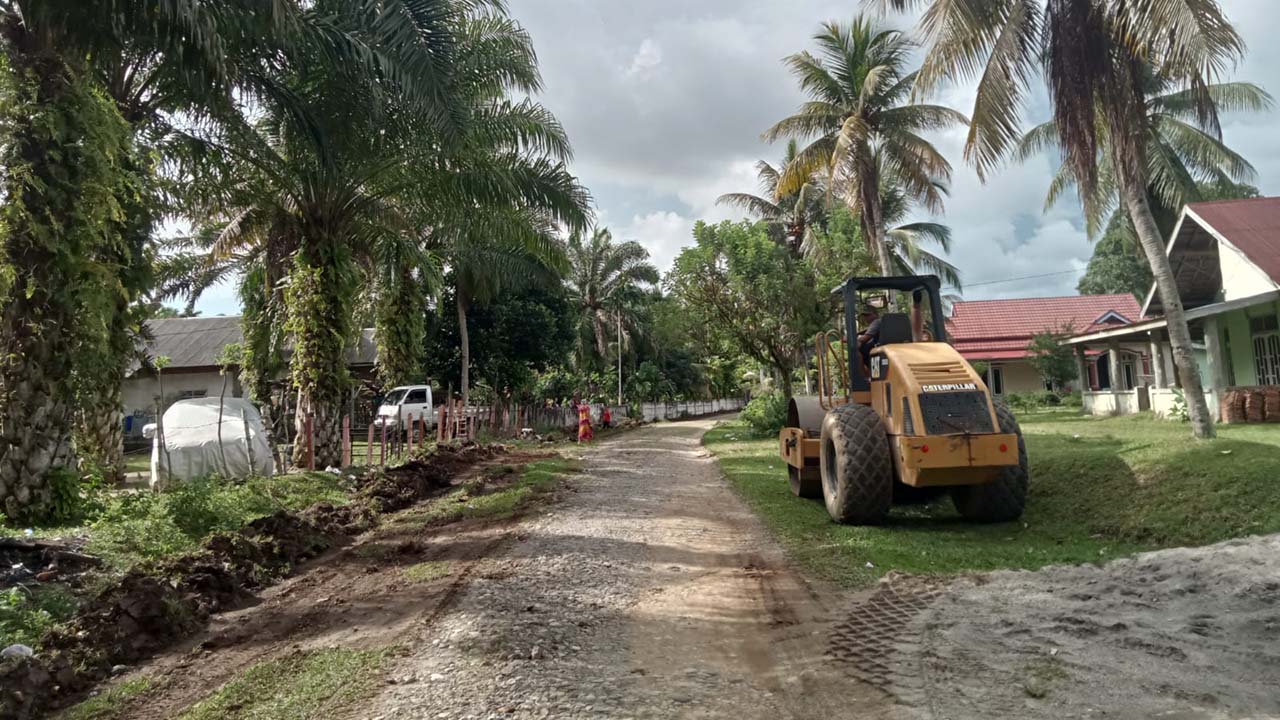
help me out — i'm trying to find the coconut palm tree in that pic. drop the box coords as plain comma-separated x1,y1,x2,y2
1016,67,1270,236
763,17,967,275
716,139,829,258
880,0,1247,438
879,182,962,287
564,229,660,370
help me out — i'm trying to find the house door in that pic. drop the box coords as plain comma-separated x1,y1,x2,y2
1122,357,1136,391
986,366,1004,395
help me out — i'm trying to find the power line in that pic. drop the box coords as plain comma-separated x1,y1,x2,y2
944,267,1085,291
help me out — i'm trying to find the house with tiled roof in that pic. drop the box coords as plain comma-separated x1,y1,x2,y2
1063,196,1280,419
946,294,1142,395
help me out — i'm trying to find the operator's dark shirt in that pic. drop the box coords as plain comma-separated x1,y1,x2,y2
863,317,882,343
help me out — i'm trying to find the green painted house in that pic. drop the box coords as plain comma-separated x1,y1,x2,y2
1066,197,1280,419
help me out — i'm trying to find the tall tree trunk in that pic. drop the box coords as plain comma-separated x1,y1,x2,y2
457,290,471,409
75,383,125,484
592,310,608,361
0,24,130,518
858,171,894,275
1119,174,1215,438
286,246,351,469
776,362,795,401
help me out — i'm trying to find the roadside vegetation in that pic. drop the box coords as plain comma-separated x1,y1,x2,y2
707,412,1280,588
177,648,389,720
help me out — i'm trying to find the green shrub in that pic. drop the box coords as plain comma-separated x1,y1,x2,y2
741,392,788,437
1060,390,1083,407
86,472,352,569
0,585,78,649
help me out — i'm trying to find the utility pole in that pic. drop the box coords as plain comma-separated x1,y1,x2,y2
617,311,623,407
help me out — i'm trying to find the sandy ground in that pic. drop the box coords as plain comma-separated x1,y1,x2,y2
91,417,1280,719
900,536,1280,720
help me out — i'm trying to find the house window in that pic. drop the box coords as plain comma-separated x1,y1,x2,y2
177,390,207,400
1252,314,1280,385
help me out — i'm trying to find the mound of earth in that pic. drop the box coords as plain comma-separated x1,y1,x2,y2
0,442,505,720
905,534,1280,719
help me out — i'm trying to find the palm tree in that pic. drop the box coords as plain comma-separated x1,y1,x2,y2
881,0,1247,438
444,213,567,409
879,183,962,287
763,17,967,275
1016,68,1271,237
0,0,242,517
716,140,829,258
564,229,660,370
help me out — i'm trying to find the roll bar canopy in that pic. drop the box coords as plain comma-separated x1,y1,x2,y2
834,275,947,392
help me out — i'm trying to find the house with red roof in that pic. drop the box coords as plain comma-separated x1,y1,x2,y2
1062,196,1280,419
946,294,1143,395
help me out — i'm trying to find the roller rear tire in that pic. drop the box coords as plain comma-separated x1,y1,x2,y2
819,404,893,524
950,401,1028,522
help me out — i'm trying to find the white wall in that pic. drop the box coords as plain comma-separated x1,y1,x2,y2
1082,390,1137,416
986,360,1080,394
1087,388,1218,420
1219,241,1278,302
123,371,238,416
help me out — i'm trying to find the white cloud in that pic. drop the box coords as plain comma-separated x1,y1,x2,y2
626,38,663,77
605,210,695,275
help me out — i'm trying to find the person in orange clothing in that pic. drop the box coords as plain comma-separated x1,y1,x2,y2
576,398,594,442
601,405,612,430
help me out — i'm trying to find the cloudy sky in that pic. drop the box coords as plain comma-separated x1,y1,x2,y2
191,0,1280,314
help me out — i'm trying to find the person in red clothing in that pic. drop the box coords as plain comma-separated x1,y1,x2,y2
576,399,594,442
601,405,612,430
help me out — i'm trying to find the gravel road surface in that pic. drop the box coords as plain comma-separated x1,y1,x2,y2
363,417,880,720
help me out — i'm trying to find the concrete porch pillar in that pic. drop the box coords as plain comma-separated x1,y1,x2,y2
1074,346,1089,391
1107,340,1124,391
1149,331,1168,389
1203,316,1228,393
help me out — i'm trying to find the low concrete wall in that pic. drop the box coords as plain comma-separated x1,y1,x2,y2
1083,390,1137,416
637,398,746,422
1087,387,1219,419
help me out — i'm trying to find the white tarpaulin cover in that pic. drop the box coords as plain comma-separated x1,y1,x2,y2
152,397,275,489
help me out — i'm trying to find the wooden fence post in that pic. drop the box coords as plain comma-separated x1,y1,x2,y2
341,415,351,467
366,423,374,465
305,413,315,471
380,420,387,466
407,413,415,456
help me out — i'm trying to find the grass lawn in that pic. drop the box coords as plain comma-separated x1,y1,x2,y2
705,410,1280,589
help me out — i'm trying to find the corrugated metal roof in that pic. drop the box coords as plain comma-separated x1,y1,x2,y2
946,294,1142,359
137,316,378,372
146,316,243,369
1186,196,1280,284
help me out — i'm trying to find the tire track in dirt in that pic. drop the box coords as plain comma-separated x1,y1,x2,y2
109,460,533,720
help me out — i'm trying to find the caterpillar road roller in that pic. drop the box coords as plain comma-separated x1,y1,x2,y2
779,275,1028,524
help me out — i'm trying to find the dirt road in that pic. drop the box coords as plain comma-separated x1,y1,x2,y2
95,415,1280,719
363,417,880,719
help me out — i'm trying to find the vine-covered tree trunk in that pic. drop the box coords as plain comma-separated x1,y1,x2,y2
0,22,132,518
286,245,352,469
75,383,125,484
241,258,290,467
375,266,427,389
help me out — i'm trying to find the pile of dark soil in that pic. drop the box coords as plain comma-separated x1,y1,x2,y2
0,442,505,719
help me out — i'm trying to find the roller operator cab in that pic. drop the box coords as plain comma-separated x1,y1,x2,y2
779,275,1029,525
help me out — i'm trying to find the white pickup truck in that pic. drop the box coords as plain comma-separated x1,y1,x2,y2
374,385,436,430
